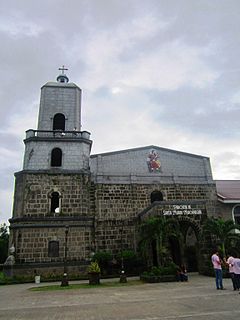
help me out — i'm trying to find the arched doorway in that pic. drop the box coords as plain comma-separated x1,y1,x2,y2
150,190,163,203
169,237,182,267
184,226,198,271
178,219,199,272
151,239,158,267
138,208,201,271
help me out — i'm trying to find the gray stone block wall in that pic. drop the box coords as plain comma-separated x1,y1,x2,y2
12,172,92,217
95,220,136,255
37,84,82,131
90,146,213,181
93,182,218,255
13,226,92,263
217,201,234,220
93,183,217,221
23,140,91,170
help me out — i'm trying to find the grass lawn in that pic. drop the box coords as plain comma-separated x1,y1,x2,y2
30,280,143,291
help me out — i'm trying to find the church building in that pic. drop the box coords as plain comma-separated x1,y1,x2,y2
9,69,219,277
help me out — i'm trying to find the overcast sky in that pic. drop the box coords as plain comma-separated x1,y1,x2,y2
1,0,240,224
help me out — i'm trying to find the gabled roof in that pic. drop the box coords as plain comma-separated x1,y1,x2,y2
90,145,213,183
216,180,240,203
90,145,209,160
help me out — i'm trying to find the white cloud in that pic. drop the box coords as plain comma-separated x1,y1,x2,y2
0,147,21,169
231,91,240,105
111,87,122,94
2,100,38,137
0,189,13,226
120,41,219,90
78,13,219,92
0,15,43,37
125,13,171,40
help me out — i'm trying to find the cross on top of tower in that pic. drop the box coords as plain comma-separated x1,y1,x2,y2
57,65,69,83
58,65,68,74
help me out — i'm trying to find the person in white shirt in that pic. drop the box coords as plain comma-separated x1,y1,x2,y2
232,256,240,291
226,254,237,290
211,250,224,290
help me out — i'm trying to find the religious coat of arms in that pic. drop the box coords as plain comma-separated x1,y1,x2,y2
147,149,161,172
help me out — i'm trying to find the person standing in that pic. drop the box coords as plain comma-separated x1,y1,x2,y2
232,255,240,291
226,254,237,290
211,250,224,290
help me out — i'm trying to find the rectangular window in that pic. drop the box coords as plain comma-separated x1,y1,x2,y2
48,240,59,257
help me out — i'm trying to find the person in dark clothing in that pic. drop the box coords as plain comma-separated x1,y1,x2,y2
177,264,188,282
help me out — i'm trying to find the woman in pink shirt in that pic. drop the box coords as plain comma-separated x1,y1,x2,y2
211,250,224,290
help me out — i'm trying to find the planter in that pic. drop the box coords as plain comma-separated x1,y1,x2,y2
88,272,100,285
140,274,177,283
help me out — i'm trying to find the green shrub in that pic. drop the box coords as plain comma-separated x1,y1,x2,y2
120,250,137,261
0,272,34,285
150,266,161,276
142,263,178,277
116,250,142,273
92,251,113,275
93,251,113,265
93,250,143,276
0,224,9,264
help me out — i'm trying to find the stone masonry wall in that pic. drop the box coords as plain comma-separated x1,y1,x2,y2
11,171,94,265
94,183,217,221
95,220,136,255
217,201,234,220
13,172,92,217
10,172,218,274
13,226,93,263
94,182,218,255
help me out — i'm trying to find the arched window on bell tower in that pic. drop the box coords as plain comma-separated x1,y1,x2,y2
53,113,65,131
51,148,62,167
50,192,60,214
150,190,163,203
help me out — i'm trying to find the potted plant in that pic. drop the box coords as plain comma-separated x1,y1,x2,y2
88,261,101,285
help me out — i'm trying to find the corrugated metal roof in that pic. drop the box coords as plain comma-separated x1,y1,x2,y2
216,180,240,201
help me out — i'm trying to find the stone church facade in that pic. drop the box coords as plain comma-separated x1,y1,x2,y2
8,70,218,277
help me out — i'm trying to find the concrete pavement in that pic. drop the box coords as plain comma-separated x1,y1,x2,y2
0,273,239,319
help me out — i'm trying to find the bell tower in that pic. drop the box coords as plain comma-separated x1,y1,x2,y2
23,66,91,171
9,68,94,274
37,66,81,132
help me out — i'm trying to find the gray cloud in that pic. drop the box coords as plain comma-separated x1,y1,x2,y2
147,84,240,138
1,0,240,224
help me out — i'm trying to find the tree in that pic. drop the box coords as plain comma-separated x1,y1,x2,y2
0,223,9,263
138,216,182,267
201,217,240,258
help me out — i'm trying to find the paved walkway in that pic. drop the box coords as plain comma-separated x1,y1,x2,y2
0,273,239,319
